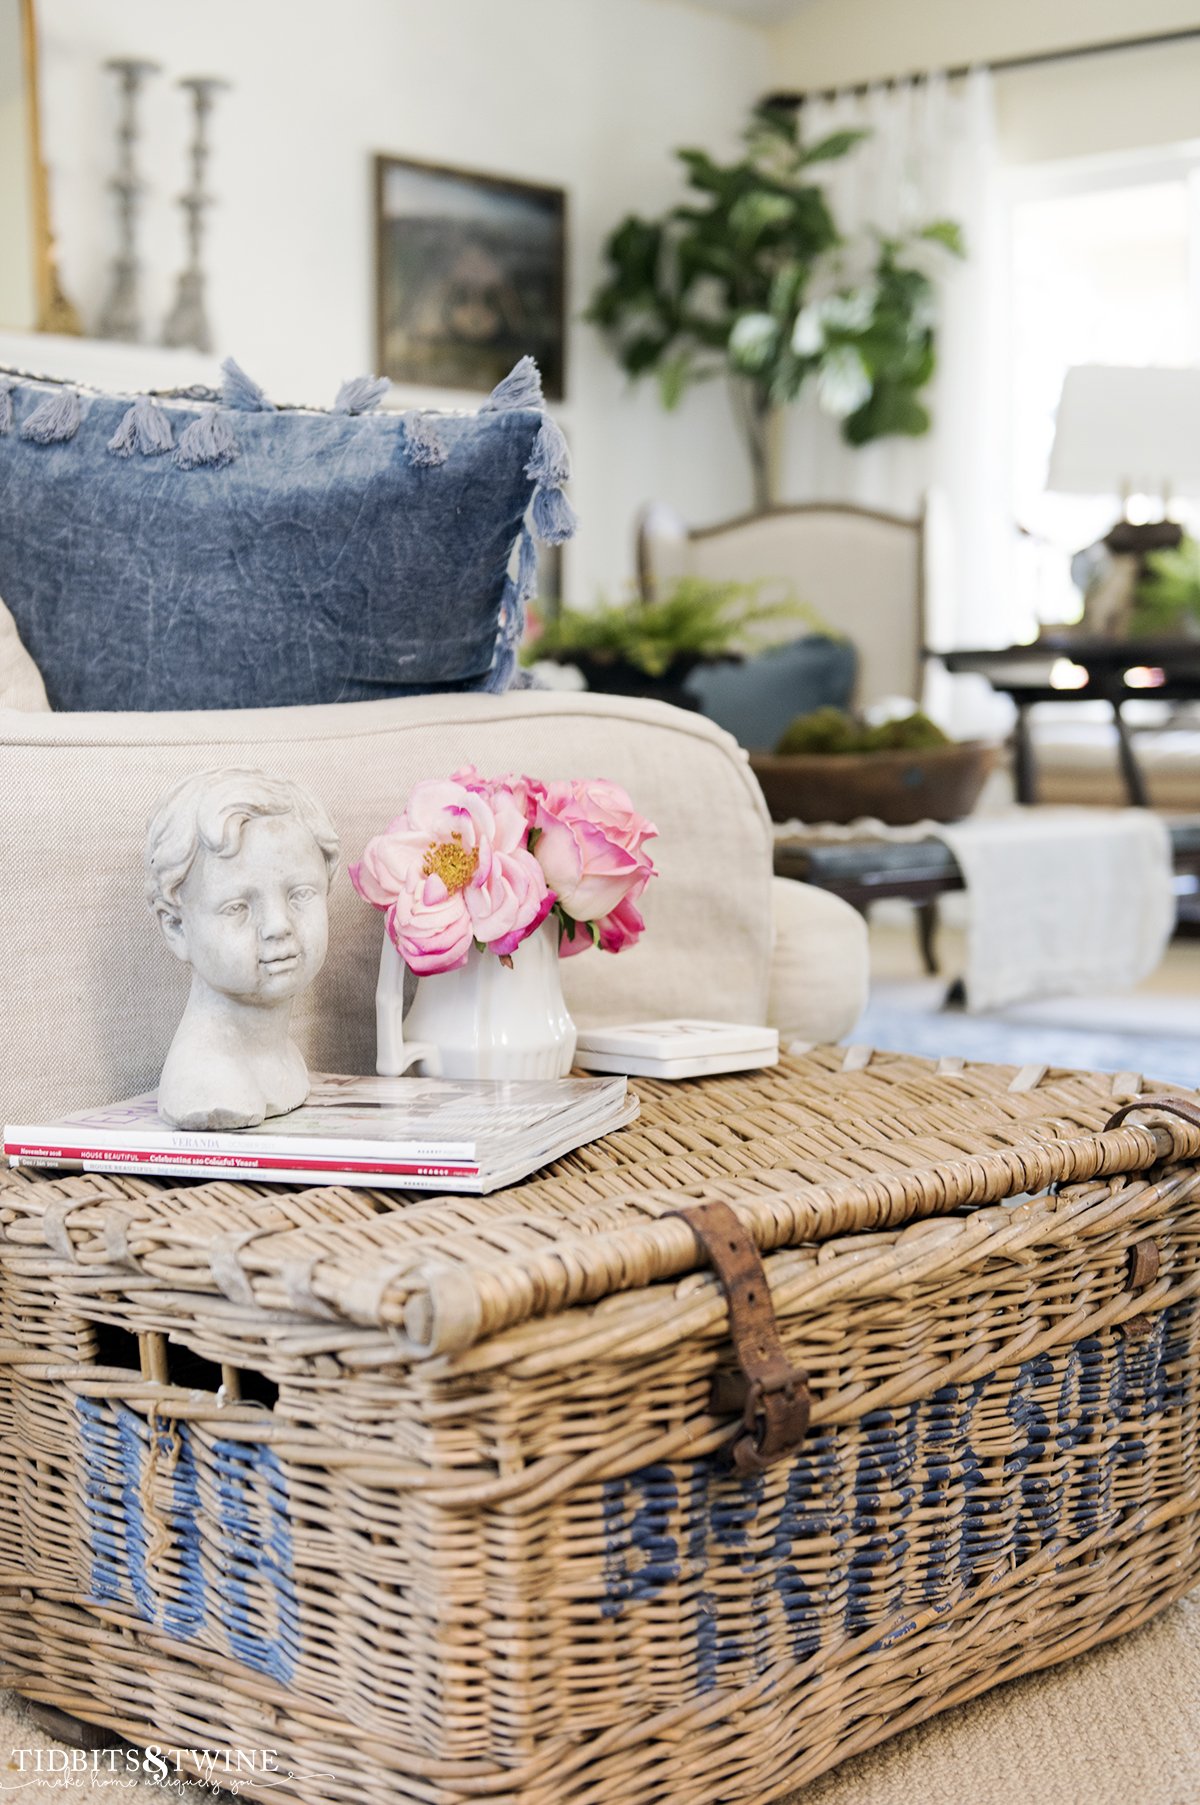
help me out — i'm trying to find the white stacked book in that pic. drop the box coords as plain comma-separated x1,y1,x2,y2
574,1019,779,1079
4,1072,637,1194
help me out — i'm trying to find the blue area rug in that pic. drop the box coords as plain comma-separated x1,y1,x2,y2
853,1001,1200,1089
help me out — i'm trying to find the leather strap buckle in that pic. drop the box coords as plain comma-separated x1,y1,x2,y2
671,1199,810,1474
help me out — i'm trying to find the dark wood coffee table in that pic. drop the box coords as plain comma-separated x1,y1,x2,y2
939,638,1200,806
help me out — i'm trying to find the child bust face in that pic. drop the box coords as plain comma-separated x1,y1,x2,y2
164,813,330,1005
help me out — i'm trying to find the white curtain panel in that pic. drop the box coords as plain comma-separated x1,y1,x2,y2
779,70,1010,654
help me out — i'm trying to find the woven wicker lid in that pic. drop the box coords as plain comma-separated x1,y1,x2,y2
2,1048,1197,1362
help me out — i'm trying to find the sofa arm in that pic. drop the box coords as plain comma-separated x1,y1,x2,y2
767,877,868,1045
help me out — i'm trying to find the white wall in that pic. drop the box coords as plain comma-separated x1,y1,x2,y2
767,0,1200,164
0,2,35,329
35,0,771,601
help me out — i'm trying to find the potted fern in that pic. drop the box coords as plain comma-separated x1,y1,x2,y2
524,577,822,710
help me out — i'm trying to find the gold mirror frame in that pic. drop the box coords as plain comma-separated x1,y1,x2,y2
4,0,80,334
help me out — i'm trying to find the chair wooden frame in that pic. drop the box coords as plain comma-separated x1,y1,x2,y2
636,498,929,709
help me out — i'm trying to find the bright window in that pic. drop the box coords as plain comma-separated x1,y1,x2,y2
1008,149,1200,630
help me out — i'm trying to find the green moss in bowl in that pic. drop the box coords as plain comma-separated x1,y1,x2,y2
775,707,950,756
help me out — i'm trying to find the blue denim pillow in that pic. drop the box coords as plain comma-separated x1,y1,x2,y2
0,356,573,711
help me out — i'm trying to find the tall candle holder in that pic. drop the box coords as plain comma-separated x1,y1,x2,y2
162,76,229,353
96,56,160,342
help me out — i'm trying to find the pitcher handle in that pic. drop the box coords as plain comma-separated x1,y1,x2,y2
375,934,440,1076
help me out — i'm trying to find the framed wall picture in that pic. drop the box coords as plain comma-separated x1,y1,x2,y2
375,154,567,401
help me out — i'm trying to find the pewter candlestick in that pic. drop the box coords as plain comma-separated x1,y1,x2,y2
96,57,160,342
162,76,229,353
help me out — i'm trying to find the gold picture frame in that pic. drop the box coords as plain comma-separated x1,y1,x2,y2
0,0,79,333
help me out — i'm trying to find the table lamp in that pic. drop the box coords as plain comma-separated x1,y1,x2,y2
1047,364,1200,633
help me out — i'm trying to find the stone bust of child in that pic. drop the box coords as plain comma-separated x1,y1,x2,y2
144,768,340,1130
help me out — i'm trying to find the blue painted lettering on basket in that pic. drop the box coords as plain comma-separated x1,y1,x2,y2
1057,1339,1104,1538
116,1406,159,1622
598,1312,1194,1699
687,1465,719,1690
600,1464,680,1619
955,1377,996,1584
918,1384,962,1602
1105,1336,1145,1467
1006,1353,1059,1562
714,1468,766,1675
75,1401,295,1677
848,1406,921,1639
771,1429,844,1662
1130,1311,1172,1419
211,1438,299,1684
161,1422,207,1640
76,1396,130,1605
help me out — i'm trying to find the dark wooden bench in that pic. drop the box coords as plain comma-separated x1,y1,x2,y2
775,819,1200,973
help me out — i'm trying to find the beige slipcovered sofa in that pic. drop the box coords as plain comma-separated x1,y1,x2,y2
0,689,867,1122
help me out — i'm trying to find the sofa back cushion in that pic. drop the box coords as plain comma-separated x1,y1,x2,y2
0,691,772,1122
0,357,572,712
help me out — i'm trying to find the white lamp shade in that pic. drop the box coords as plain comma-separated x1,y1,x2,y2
1047,364,1200,497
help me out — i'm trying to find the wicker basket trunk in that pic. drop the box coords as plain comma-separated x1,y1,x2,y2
2,1049,1200,1803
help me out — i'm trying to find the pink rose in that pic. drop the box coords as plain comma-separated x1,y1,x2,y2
597,892,647,954
556,892,648,959
533,779,657,947
578,778,658,856
349,777,552,975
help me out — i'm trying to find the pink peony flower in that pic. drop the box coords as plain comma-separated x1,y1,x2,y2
533,779,657,951
349,777,552,975
451,765,546,830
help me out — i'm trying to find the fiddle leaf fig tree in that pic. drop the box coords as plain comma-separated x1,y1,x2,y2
586,103,964,508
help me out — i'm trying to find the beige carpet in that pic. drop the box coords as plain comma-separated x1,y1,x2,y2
2,1595,1198,1803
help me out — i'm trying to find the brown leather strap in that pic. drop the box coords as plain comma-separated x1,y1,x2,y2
1104,1095,1200,1136
671,1199,810,1474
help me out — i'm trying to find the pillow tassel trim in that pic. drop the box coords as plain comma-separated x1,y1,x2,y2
174,409,239,470
531,481,577,545
20,387,82,444
107,395,175,458
403,415,448,468
333,374,390,415
484,527,540,694
0,380,13,436
482,355,544,412
523,410,577,546
525,416,570,486
220,356,276,412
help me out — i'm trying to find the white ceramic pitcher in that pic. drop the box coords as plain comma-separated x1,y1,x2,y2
375,917,576,1080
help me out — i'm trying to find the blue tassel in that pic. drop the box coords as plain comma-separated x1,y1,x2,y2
484,571,523,693
531,483,577,545
525,415,570,486
20,387,82,444
0,381,12,436
107,395,175,457
333,373,390,415
516,527,538,602
221,357,275,412
174,409,238,470
482,356,543,412
403,414,448,468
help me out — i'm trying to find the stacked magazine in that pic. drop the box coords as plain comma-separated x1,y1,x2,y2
4,1071,637,1194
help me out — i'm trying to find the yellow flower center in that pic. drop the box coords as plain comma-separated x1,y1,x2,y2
422,832,479,894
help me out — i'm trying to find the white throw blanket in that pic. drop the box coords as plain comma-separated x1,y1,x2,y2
935,808,1175,1012
776,808,1176,1012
